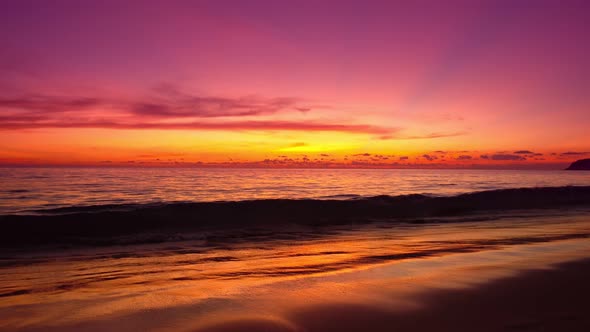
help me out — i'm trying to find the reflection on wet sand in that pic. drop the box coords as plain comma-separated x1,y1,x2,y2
1,212,590,331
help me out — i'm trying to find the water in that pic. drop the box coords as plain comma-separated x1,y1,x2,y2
2,167,590,331
1,212,590,331
1,168,589,214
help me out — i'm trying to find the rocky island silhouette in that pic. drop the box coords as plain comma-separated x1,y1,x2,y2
566,159,590,170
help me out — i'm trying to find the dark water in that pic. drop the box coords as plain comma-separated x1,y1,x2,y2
1,168,589,214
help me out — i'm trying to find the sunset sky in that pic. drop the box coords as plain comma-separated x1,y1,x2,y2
1,0,589,168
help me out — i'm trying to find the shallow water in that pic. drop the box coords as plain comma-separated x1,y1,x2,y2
1,168,589,214
1,211,589,331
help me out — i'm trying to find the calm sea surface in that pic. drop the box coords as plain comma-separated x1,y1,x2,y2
1,167,589,214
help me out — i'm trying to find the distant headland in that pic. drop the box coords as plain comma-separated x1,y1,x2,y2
566,159,590,170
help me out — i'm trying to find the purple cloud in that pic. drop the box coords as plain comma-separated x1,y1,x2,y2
0,119,395,134
0,87,403,136
490,154,526,161
0,92,310,119
560,151,589,156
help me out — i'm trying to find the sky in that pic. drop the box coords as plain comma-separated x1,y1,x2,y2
1,0,589,169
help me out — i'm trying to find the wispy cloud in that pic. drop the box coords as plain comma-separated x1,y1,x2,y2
560,151,589,156
0,96,102,113
0,90,397,135
0,118,394,134
380,131,466,140
488,154,526,161
0,91,308,119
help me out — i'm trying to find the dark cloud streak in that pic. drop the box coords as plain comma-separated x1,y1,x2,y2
0,92,309,119
0,118,394,134
489,154,526,161
0,91,397,134
560,151,589,156
378,132,465,140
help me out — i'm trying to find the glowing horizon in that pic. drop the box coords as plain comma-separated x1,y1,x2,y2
1,1,589,169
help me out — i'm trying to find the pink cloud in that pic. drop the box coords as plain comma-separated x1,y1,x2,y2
0,117,395,135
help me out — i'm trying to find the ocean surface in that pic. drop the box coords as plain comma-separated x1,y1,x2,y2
2,168,590,331
1,167,589,215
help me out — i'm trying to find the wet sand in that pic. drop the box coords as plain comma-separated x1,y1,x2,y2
1,212,590,331
279,259,590,332
4,249,589,332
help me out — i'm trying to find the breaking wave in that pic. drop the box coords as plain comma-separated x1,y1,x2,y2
1,186,590,248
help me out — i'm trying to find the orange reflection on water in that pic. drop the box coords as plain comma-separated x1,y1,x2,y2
1,212,590,331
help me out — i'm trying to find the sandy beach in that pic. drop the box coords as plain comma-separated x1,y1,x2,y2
197,258,590,332
280,259,590,332
2,210,589,332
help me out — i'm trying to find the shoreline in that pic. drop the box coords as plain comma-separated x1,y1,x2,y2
2,204,590,331
3,241,590,332
2,185,590,250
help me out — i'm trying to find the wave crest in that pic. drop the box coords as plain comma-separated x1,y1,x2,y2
2,186,590,248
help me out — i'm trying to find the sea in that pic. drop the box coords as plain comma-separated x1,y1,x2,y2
1,167,590,215
2,167,590,331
